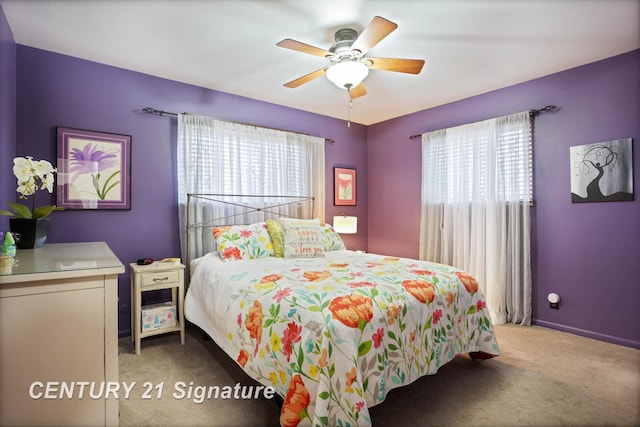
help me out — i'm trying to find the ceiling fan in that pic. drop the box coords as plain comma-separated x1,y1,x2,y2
276,16,425,99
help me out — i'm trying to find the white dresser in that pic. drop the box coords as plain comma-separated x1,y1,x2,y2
0,242,124,426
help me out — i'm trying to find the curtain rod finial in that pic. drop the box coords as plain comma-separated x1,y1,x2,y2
531,105,558,116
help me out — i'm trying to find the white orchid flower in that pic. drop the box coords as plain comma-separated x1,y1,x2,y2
12,157,36,182
17,177,37,197
2,156,62,219
33,159,55,178
41,173,55,193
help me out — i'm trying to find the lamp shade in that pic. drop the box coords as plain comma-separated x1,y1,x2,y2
326,61,369,89
333,216,358,234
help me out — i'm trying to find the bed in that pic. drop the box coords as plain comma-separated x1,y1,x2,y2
183,196,499,427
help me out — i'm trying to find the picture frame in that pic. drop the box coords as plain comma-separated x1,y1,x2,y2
334,167,356,206
57,127,131,210
570,138,634,203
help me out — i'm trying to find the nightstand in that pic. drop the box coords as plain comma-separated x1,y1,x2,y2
130,261,185,354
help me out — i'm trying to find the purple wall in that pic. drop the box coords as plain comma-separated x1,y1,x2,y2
0,5,15,232
14,46,368,336
368,50,640,348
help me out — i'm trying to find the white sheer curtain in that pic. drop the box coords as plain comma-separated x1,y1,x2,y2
419,111,532,325
177,114,325,261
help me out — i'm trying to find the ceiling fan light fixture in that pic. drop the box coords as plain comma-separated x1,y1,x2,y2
326,61,369,90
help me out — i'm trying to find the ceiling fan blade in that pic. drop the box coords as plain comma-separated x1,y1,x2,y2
350,16,398,55
276,38,333,58
368,57,425,74
349,83,367,99
283,67,328,88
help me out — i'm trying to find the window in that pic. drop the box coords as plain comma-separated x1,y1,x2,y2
177,114,325,260
423,114,533,204
420,110,533,325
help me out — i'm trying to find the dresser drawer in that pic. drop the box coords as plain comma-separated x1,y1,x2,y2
140,270,182,287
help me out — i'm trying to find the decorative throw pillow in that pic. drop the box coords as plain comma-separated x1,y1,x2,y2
279,218,325,258
266,219,285,257
212,222,274,261
320,223,346,251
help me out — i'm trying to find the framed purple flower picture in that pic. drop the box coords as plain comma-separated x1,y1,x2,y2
56,127,131,210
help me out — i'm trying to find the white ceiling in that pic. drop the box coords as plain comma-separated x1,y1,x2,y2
2,0,639,125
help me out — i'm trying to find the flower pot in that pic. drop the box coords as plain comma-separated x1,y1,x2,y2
9,218,50,249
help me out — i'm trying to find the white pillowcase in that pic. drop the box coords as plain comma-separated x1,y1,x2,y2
279,218,325,258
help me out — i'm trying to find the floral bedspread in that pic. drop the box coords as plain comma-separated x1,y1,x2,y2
185,250,499,427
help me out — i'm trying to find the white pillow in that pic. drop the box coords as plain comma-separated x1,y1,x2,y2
279,218,325,258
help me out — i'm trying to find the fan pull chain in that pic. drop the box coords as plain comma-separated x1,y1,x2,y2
346,89,352,127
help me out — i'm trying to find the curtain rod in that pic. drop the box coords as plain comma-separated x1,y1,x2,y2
408,105,558,140
140,107,335,144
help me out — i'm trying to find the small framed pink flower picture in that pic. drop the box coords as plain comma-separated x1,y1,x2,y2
334,167,356,206
57,127,131,210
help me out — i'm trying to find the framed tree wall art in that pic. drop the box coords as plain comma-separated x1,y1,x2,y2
334,167,356,206
570,138,634,203
57,127,131,210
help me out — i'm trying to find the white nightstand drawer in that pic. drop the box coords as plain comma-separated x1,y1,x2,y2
140,270,181,287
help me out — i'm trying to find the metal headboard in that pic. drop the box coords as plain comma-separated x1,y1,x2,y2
184,193,315,278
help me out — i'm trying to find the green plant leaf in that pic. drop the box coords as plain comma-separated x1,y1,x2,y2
0,209,16,217
32,205,55,219
8,202,32,219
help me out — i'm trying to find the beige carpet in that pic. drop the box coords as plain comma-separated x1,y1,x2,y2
118,324,640,426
